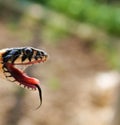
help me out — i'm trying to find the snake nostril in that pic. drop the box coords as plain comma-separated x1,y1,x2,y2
40,51,48,58
40,51,44,55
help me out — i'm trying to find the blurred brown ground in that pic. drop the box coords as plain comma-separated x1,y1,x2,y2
0,21,118,125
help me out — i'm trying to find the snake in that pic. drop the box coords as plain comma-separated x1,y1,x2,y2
0,47,48,109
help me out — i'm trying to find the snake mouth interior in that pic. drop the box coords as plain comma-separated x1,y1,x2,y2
3,55,48,89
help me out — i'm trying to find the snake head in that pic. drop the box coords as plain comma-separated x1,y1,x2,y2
1,47,48,109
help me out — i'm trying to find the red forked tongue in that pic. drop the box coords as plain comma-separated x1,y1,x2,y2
5,63,42,109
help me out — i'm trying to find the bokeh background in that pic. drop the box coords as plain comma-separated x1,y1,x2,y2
0,0,120,125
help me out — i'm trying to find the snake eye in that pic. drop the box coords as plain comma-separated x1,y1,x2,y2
22,48,33,62
24,48,33,55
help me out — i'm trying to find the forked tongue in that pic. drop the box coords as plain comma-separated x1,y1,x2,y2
34,84,42,109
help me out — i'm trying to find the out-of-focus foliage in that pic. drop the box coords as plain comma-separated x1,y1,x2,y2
28,0,120,36
94,41,120,69
94,0,119,4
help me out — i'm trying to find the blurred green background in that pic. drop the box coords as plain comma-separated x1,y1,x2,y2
0,0,120,125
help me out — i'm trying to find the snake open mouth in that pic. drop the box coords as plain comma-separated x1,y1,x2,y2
1,47,48,109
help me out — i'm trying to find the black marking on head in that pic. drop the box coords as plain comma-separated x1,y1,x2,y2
2,49,21,63
2,50,11,58
10,49,21,63
3,55,12,63
34,51,40,60
11,55,20,64
22,55,28,62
